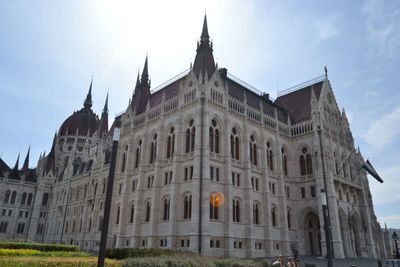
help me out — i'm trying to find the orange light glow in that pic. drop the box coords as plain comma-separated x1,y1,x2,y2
210,192,224,207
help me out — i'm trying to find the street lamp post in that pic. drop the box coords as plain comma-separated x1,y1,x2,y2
98,119,121,267
317,125,333,267
393,231,400,259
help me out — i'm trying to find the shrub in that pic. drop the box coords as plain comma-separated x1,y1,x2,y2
106,247,195,259
0,241,79,252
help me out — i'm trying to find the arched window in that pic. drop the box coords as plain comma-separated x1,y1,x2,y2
135,140,142,168
87,218,92,232
4,190,10,203
287,209,292,228
121,145,128,172
116,206,120,224
233,199,240,223
130,204,135,223
334,151,339,175
300,147,313,175
21,192,27,205
249,134,258,166
267,141,274,171
209,193,220,220
342,154,347,178
166,127,175,159
42,193,49,206
145,201,151,222
149,134,157,164
98,217,103,231
183,194,192,219
271,206,277,227
209,119,220,153
0,221,8,233
10,191,16,204
253,202,260,225
72,220,76,233
65,221,69,233
230,127,240,160
163,198,170,221
17,222,25,234
281,147,288,176
185,119,195,153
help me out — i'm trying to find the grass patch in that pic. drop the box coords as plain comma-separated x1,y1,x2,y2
0,248,89,257
0,256,120,267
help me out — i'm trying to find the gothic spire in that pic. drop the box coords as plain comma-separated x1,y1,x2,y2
102,92,109,115
193,14,216,78
141,56,150,86
13,153,20,170
83,77,93,109
201,14,210,40
22,146,30,171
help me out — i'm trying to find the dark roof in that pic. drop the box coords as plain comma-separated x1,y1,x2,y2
59,108,100,136
224,75,288,121
25,169,37,183
0,158,10,173
275,81,323,123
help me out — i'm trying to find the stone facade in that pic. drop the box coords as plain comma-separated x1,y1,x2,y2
0,16,386,259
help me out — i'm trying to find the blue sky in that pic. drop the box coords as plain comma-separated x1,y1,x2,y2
0,0,399,227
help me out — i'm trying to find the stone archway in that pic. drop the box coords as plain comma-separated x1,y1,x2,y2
304,211,322,256
349,213,362,258
338,208,350,257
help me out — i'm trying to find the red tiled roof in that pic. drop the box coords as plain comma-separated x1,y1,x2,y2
275,81,323,123
59,108,100,136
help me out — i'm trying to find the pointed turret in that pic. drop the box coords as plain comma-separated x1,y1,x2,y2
83,78,93,109
99,93,109,136
9,153,21,180
13,154,20,170
193,14,216,79
141,56,150,86
131,57,151,115
22,146,30,171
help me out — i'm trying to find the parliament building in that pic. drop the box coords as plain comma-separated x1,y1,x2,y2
0,16,388,259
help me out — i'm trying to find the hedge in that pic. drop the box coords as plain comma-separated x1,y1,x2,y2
106,247,193,259
121,256,271,267
0,241,79,252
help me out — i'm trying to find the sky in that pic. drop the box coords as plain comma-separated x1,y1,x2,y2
0,0,399,228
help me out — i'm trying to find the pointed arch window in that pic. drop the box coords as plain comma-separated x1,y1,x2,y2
0,221,8,233
287,209,292,228
149,134,157,163
135,140,142,168
21,192,27,205
145,201,151,222
166,127,175,159
183,194,192,219
10,191,16,204
341,154,347,178
300,147,313,175
209,119,220,153
185,119,195,153
281,147,288,176
129,204,135,223
27,193,33,205
233,199,240,223
42,193,49,206
230,127,240,160
163,198,170,221
209,193,220,220
116,206,120,224
267,142,274,171
4,190,10,203
253,202,260,225
271,206,277,227
121,145,128,172
249,135,258,166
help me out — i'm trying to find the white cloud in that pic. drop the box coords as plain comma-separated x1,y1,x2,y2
370,163,400,205
362,107,400,150
362,0,400,64
314,14,340,40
